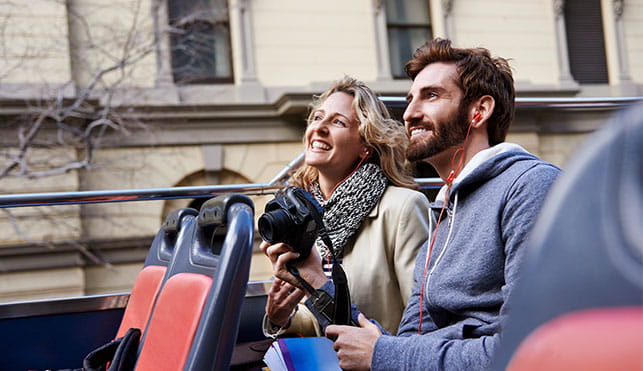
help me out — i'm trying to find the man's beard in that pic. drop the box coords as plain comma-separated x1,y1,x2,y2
406,104,469,162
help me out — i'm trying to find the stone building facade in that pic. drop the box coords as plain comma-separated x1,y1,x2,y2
0,0,641,302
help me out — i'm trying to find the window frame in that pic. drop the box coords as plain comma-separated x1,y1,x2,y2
384,0,432,79
563,0,609,84
166,0,234,85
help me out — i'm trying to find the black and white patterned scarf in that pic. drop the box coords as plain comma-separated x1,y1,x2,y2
310,163,388,261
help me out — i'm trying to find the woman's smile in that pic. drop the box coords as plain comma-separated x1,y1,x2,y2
304,92,364,187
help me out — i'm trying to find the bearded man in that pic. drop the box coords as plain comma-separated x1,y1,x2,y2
323,38,561,370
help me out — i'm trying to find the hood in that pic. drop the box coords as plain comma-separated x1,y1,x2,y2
435,143,539,203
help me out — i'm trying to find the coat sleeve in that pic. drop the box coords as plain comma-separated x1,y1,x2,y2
302,190,430,333
286,304,323,336
392,191,430,307
262,303,323,338
371,164,560,371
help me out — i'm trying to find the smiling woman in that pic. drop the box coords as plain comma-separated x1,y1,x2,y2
260,76,430,337
293,76,419,194
304,91,365,195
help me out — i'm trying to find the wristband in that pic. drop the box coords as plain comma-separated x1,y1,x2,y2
262,306,298,339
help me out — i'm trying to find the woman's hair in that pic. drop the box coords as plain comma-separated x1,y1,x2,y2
290,76,417,190
405,38,515,145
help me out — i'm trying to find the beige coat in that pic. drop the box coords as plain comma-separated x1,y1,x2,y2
276,186,430,336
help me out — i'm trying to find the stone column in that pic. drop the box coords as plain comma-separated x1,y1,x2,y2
151,0,173,86
236,0,258,84
373,0,393,80
612,0,633,84
442,0,455,41
232,0,264,101
552,0,576,85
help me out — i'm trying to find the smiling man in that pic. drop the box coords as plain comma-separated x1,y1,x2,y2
323,38,561,370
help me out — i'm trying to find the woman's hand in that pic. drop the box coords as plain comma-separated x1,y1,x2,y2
260,241,329,291
265,278,305,327
260,241,301,287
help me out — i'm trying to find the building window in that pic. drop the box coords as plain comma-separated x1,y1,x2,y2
168,0,233,84
564,0,608,84
385,0,432,79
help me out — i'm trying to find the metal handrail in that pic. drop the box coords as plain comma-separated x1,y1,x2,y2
0,148,443,208
0,175,443,208
0,183,281,208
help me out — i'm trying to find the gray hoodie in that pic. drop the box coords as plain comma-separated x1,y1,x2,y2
371,143,560,370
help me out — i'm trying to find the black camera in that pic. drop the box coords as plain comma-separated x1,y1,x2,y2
258,187,323,262
259,187,354,326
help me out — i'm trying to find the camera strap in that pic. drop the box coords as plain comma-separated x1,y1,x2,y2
286,247,354,326
287,265,337,325
287,265,316,295
289,265,355,327
292,189,355,327
310,208,354,326
331,263,353,326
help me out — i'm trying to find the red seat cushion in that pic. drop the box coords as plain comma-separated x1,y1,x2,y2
134,272,212,371
508,307,643,371
116,265,166,338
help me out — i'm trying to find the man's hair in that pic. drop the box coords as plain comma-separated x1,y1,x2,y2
290,76,417,190
405,38,515,145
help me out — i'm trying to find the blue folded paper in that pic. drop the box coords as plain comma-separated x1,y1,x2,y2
263,337,341,371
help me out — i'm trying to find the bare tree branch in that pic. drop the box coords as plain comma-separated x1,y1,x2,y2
1,209,36,244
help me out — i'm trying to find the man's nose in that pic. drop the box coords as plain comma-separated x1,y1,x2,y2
403,99,422,125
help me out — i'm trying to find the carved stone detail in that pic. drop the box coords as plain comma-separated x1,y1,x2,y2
614,0,624,20
553,0,565,18
442,0,454,16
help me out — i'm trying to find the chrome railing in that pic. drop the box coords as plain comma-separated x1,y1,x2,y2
0,175,443,208
0,151,443,208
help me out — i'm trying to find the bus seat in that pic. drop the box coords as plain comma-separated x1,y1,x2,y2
115,208,198,339
135,194,254,371
492,103,643,370
507,307,642,371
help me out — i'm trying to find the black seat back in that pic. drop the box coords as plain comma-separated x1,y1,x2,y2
493,103,643,370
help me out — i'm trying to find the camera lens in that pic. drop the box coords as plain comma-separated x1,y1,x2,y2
258,209,292,243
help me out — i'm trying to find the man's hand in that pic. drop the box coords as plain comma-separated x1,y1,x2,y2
326,314,382,370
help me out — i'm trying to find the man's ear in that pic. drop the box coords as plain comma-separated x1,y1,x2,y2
469,95,495,128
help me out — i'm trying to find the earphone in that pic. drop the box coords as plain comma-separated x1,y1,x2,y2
362,148,372,157
472,111,482,123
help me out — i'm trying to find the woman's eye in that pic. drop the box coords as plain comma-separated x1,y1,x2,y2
334,119,346,127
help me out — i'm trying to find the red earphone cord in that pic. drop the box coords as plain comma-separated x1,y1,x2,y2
417,114,477,334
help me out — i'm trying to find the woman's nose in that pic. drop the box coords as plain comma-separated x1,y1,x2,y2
309,120,329,134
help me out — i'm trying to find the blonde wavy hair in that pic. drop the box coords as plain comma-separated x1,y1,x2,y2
290,76,417,190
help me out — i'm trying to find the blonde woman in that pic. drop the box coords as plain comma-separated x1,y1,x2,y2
262,76,429,337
